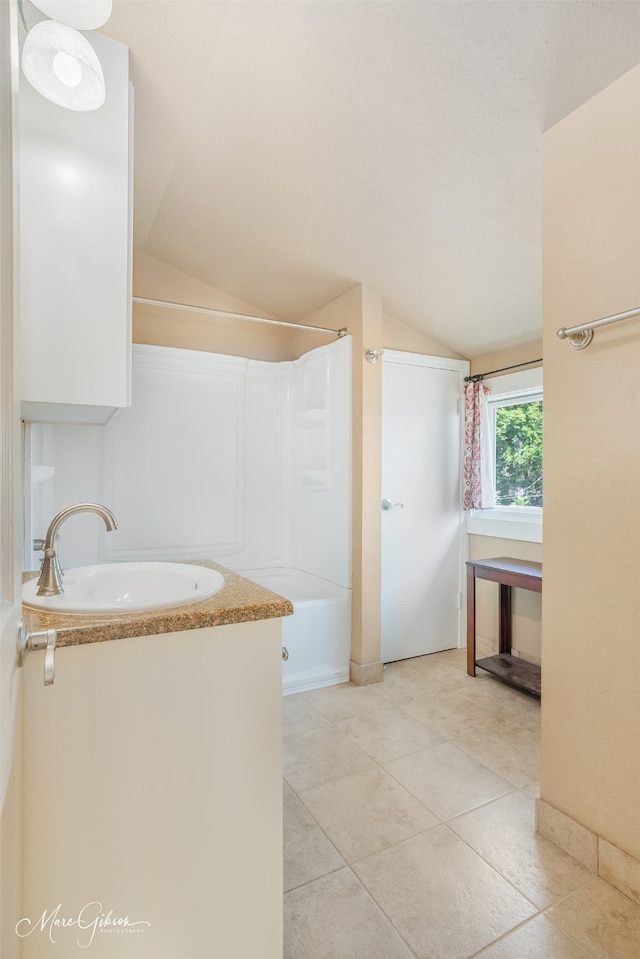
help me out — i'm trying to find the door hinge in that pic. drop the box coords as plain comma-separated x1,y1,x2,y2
456,592,462,609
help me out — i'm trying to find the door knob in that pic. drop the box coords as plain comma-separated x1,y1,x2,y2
382,498,404,511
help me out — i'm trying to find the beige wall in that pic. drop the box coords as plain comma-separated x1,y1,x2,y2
542,65,640,859
133,251,305,361
382,312,462,360
469,340,542,379
133,252,460,367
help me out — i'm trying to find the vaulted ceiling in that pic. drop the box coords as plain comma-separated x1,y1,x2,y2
103,1,640,357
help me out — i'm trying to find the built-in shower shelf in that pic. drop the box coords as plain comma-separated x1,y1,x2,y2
300,418,327,429
300,411,327,427
300,472,328,491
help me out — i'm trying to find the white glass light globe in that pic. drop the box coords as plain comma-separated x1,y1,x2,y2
22,20,105,111
29,0,112,31
52,51,82,87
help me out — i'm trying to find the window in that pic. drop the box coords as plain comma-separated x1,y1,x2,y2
490,391,543,507
466,368,543,542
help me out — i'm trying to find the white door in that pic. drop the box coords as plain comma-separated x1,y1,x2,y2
1,1,24,936
381,352,467,663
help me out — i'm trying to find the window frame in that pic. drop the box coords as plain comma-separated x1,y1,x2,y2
466,367,543,543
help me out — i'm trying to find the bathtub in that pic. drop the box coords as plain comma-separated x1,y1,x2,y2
239,567,351,694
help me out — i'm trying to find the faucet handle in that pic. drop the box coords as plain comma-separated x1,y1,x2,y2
33,537,63,579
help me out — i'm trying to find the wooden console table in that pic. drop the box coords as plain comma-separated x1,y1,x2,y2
466,557,542,698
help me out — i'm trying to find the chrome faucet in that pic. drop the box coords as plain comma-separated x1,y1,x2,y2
36,503,119,596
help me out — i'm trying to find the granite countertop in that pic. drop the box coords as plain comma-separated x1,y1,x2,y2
22,560,293,648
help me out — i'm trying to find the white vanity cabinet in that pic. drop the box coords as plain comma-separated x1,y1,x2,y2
22,619,284,959
19,32,132,424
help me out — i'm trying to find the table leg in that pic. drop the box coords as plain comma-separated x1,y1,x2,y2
466,566,476,676
498,584,512,655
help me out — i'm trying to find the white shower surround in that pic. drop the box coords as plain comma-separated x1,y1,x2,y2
27,339,352,693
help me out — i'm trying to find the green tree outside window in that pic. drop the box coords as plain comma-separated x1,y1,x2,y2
495,400,543,507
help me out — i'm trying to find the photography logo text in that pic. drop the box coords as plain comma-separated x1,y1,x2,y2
16,902,151,948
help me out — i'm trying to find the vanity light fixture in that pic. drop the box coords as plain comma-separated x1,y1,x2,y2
30,0,112,29
20,0,112,111
22,19,105,111
365,349,384,364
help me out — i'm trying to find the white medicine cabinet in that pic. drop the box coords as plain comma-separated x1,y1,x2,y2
19,31,132,424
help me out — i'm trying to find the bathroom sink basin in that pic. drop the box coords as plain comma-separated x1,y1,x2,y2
22,562,225,614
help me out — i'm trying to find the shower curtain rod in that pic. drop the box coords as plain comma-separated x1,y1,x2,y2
132,296,349,339
464,357,543,383
557,306,640,350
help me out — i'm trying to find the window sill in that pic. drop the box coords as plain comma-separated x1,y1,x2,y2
466,508,542,544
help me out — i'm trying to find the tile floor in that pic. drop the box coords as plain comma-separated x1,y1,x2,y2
282,646,640,959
